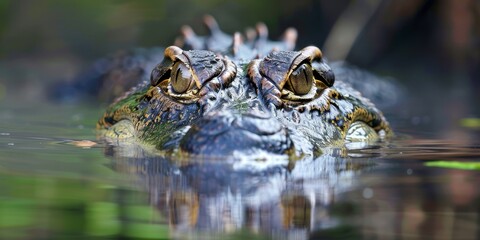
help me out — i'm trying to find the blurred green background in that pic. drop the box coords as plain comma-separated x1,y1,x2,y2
0,0,478,123
0,1,479,239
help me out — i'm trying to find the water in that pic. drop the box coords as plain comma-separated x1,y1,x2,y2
1,102,479,240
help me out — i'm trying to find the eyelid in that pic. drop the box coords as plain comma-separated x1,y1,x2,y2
151,63,172,86
311,61,335,87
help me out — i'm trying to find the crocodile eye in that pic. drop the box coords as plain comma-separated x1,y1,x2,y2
285,63,313,95
171,61,195,94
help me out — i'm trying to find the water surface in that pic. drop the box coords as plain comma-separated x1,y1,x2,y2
1,102,479,240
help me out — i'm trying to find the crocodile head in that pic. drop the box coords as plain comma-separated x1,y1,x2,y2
97,18,391,160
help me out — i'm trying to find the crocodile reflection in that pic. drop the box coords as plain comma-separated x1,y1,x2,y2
109,146,373,239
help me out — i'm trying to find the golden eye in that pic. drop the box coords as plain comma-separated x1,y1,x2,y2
285,63,313,95
171,61,195,94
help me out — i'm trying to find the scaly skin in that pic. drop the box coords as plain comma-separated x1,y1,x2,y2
97,18,392,158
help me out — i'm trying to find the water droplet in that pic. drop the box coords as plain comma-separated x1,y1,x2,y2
0,133,10,136
407,169,413,175
7,143,14,146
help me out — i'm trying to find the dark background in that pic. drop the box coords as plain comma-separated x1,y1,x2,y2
0,0,478,140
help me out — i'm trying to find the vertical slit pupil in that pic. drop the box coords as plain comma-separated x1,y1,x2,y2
302,66,308,85
287,63,312,95
174,67,181,84
171,62,193,94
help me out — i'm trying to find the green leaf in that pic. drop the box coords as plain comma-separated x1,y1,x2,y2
425,161,480,170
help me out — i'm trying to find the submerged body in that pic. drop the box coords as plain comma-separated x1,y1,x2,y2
97,18,392,158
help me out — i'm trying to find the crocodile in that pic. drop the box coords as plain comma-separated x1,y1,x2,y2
97,16,392,159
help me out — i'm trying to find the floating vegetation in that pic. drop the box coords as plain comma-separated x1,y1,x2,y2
460,118,480,129
425,161,480,170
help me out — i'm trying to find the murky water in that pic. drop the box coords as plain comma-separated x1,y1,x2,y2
1,102,479,240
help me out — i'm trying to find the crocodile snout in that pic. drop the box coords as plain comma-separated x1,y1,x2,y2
179,112,293,157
